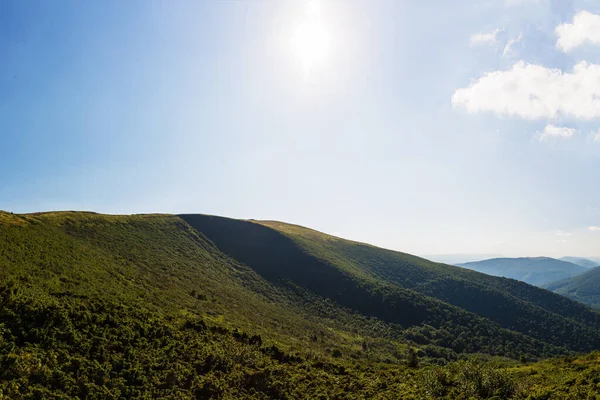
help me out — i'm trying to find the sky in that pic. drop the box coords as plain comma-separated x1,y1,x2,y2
1,0,600,258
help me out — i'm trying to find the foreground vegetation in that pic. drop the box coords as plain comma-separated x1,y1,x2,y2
1,211,600,398
2,279,600,399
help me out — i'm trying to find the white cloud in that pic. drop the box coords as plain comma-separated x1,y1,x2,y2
539,124,576,141
556,11,600,52
589,226,600,232
502,33,523,57
470,29,502,47
452,61,600,120
592,128,600,142
505,0,544,4
555,230,573,237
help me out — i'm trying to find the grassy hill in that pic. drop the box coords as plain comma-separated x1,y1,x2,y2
545,267,600,308
181,215,600,355
2,210,600,398
457,257,586,287
0,211,404,359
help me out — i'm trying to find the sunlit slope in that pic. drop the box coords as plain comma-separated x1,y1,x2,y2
0,211,372,353
3,210,600,359
261,220,600,349
0,211,277,316
181,215,600,356
545,267,600,308
4,211,600,398
261,220,599,319
1,210,520,365
0,211,433,398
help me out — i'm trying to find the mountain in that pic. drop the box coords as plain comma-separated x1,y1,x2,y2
2,210,600,398
421,254,504,265
545,267,600,308
559,256,599,269
181,215,600,355
457,257,587,286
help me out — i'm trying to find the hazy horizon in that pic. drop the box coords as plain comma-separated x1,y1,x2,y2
2,0,600,258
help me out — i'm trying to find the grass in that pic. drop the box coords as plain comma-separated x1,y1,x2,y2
2,210,600,398
182,214,600,358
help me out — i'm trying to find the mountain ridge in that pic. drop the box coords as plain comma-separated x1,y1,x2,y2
3,210,600,398
457,256,586,287
181,214,600,356
559,256,599,269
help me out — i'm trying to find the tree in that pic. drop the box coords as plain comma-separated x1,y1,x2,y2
407,348,419,368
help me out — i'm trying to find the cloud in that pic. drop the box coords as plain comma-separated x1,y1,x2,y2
555,230,573,236
589,226,600,232
502,34,523,57
505,0,544,5
539,124,576,141
593,128,600,142
452,61,600,120
556,11,600,52
470,29,503,47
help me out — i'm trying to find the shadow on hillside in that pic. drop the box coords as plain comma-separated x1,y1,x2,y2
179,214,432,327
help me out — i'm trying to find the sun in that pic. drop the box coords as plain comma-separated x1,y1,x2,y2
290,1,332,78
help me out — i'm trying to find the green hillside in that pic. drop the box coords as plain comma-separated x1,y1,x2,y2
457,257,586,286
4,275,600,400
545,267,600,308
0,211,408,360
2,211,600,398
181,215,600,356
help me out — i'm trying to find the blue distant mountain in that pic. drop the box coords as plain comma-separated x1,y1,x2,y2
457,257,587,287
559,257,599,269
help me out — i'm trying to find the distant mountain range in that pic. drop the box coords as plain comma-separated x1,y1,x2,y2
559,257,599,269
457,257,587,287
422,253,504,265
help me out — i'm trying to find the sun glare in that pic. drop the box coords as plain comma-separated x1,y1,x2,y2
290,0,332,78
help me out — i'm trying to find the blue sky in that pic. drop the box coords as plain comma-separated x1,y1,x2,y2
2,0,600,258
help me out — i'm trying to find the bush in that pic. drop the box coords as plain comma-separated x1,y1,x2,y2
418,360,518,399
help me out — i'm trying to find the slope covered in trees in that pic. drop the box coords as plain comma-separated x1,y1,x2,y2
0,211,415,361
4,276,600,399
181,215,600,356
457,257,586,286
545,267,600,308
2,211,600,398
